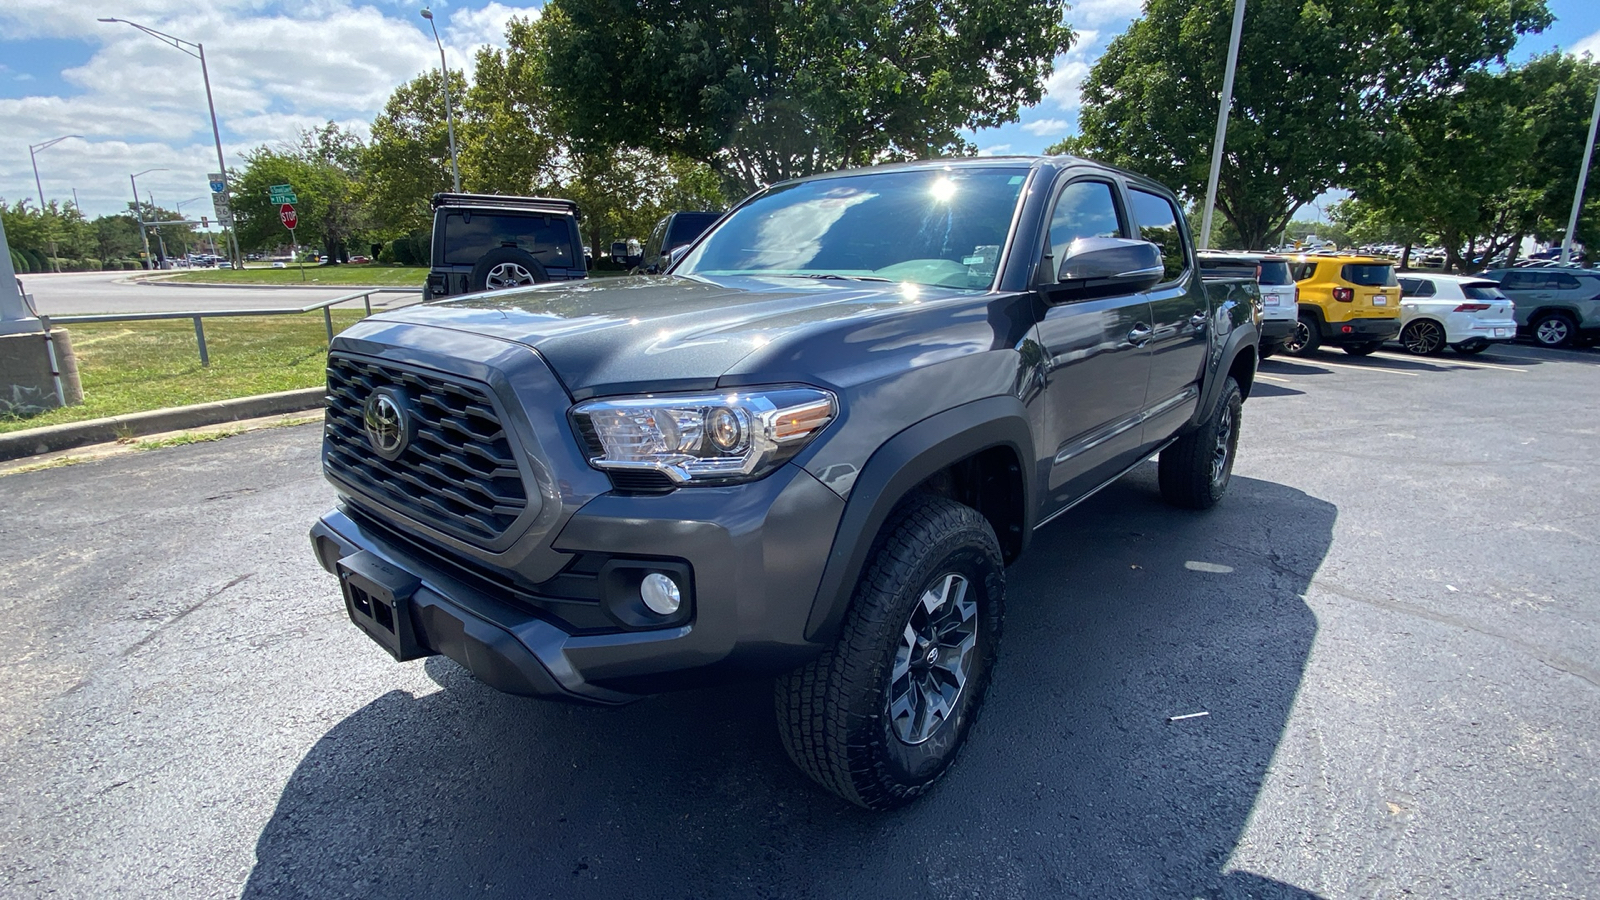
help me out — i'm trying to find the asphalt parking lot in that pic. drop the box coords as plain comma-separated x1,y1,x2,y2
0,341,1595,899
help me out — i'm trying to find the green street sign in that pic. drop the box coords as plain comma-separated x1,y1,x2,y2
268,183,297,204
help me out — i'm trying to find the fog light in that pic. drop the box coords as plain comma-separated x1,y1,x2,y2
640,573,681,615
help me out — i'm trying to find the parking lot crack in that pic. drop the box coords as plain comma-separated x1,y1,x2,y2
120,573,255,658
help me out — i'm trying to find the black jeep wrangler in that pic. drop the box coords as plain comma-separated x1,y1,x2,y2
423,193,587,300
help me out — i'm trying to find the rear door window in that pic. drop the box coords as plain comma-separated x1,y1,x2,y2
1341,263,1398,286
443,213,574,266
1128,188,1188,282
1498,271,1542,289
1398,277,1435,297
1551,273,1583,291
1292,262,1320,282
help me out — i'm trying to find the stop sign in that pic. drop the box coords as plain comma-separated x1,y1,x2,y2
279,203,297,230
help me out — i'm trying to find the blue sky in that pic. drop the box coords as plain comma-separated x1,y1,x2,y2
2,0,1598,219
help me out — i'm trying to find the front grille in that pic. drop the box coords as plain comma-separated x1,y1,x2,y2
325,354,528,543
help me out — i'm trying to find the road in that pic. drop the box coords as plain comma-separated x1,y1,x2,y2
19,270,416,316
0,343,1595,898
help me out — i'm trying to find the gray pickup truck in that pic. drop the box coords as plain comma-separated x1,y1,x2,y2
310,156,1261,809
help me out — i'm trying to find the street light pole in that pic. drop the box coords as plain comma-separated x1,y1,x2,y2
1198,0,1247,251
421,7,462,193
28,135,82,273
99,17,243,268
1560,75,1600,266
130,168,167,270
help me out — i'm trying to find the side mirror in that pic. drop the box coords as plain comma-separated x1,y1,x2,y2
1051,237,1165,302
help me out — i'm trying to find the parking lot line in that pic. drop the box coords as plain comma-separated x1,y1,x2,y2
1373,351,1527,373
1258,373,1293,383
1306,359,1421,376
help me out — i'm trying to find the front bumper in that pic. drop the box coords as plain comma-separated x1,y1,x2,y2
311,462,845,704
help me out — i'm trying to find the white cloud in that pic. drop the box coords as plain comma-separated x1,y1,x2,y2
1068,0,1143,28
1021,118,1070,136
0,2,481,216
977,144,1014,156
1574,28,1600,60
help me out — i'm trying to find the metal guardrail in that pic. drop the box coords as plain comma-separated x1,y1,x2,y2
38,287,421,367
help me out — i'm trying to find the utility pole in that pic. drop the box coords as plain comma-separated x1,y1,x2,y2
1560,75,1600,266
421,7,462,193
1198,0,1247,250
129,168,166,270
99,18,243,268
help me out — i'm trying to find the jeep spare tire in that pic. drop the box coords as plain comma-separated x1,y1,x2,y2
470,248,549,292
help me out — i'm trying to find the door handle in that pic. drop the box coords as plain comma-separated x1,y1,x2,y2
1127,324,1153,346
1190,311,1209,327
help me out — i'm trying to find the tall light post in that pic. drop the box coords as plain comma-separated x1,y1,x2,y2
420,7,462,193
28,135,82,272
29,135,82,212
99,17,242,268
1560,76,1600,266
130,168,168,270
1198,0,1247,250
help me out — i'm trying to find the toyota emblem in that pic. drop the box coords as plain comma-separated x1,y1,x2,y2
362,390,411,460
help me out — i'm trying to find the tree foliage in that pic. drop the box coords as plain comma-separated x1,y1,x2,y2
1071,0,1551,249
1343,52,1600,270
540,0,1075,195
231,123,367,260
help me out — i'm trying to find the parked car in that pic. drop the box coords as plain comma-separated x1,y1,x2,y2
424,193,587,301
1480,266,1600,348
1394,273,1516,355
1199,251,1295,357
631,211,724,274
308,156,1262,810
1284,254,1402,355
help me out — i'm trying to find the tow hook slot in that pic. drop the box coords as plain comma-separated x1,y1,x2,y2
337,550,429,661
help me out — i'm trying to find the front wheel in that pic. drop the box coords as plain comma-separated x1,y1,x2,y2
775,496,1004,810
1158,376,1243,510
1343,341,1385,356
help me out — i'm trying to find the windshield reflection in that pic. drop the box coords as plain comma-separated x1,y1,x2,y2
680,167,1030,291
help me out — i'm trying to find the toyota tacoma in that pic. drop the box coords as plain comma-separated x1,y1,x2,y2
310,156,1261,809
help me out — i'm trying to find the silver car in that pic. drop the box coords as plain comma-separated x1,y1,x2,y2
1482,266,1600,348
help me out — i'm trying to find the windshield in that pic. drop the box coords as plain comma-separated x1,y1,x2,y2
677,167,1030,290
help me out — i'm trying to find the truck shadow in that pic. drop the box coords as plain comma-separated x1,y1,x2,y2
244,470,1333,899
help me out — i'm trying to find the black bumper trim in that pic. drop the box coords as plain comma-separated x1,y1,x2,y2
1319,316,1401,342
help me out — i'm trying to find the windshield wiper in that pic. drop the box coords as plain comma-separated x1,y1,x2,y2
771,273,894,283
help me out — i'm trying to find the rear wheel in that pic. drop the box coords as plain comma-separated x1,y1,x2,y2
1258,341,1276,359
1159,376,1242,510
1400,320,1446,355
775,496,1005,810
1283,315,1320,356
1532,312,1576,348
1343,341,1384,356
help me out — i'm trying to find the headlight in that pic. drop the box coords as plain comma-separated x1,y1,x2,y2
571,387,836,485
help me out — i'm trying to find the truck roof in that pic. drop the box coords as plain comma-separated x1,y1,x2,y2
431,193,581,218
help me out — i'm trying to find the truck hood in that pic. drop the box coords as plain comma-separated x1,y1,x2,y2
366,274,976,398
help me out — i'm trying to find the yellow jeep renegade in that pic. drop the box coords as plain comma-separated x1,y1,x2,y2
1284,254,1402,355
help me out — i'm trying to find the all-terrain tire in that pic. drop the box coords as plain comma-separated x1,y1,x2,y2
1158,376,1243,510
775,495,1005,810
1283,315,1320,355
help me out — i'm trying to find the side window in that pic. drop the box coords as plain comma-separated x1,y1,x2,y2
1047,180,1124,268
1552,273,1582,291
645,218,669,262
1292,262,1319,282
1413,279,1436,297
1128,188,1188,282
1499,271,1536,289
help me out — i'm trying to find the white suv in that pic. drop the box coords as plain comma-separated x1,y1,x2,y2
1199,251,1297,356
1395,273,1517,355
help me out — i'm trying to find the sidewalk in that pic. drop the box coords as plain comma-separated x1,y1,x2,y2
0,388,325,463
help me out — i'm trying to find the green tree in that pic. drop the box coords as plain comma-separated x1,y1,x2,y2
231,124,368,261
540,0,1075,196
1071,0,1551,250
366,70,464,235
460,17,564,196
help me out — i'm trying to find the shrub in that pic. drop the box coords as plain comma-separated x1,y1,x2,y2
8,248,28,274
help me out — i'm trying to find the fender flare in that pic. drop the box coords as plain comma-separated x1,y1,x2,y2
802,396,1036,642
1192,322,1259,430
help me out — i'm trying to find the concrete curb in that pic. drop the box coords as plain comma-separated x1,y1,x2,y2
0,388,325,462
134,277,415,291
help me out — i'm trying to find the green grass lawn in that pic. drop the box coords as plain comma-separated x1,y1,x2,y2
162,264,427,287
0,312,367,434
